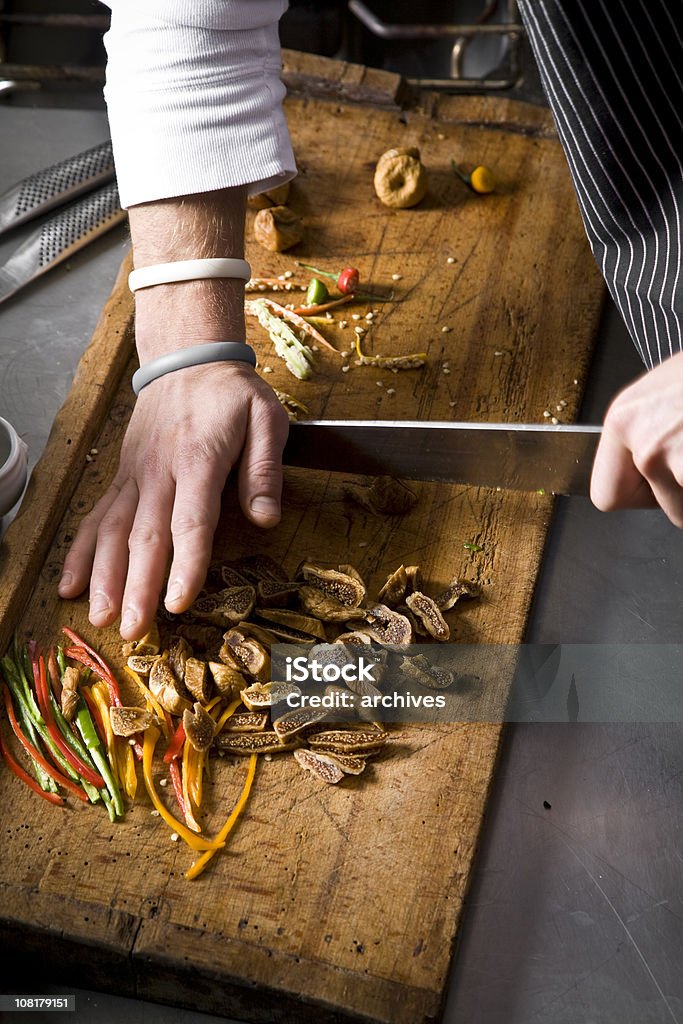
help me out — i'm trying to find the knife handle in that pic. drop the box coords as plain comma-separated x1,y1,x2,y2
0,140,115,236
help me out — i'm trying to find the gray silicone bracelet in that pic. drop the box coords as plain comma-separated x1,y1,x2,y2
132,342,257,395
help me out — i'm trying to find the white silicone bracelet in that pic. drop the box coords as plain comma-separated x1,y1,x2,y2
128,257,252,292
132,342,257,395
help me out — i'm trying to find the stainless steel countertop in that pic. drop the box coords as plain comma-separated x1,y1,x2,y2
1,106,682,1024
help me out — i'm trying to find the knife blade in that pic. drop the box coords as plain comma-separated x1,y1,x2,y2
283,420,602,495
0,141,115,237
0,182,125,305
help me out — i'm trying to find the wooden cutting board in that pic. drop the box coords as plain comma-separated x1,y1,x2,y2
0,52,604,1024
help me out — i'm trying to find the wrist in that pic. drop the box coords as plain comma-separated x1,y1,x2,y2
135,278,246,361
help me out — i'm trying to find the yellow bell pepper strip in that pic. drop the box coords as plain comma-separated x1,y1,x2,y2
88,682,119,785
181,737,202,831
117,739,138,801
185,754,258,881
214,698,242,736
204,695,223,714
142,726,224,852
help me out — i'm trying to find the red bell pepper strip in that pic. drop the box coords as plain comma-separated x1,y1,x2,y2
47,648,62,702
2,685,88,803
163,721,186,764
31,650,105,790
0,727,65,806
169,758,186,817
61,628,122,707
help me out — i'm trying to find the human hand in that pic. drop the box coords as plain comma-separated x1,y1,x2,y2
591,350,683,524
58,361,289,639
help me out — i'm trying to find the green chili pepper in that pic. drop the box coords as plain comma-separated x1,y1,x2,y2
305,277,329,306
463,541,483,553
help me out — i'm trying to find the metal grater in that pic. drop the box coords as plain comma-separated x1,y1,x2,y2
0,140,115,236
0,182,126,305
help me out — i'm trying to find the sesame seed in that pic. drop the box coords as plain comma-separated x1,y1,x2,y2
559,399,567,408
494,351,504,356
437,133,445,140
354,326,365,335
342,365,351,373
386,387,396,395
283,270,293,279
159,778,168,787
277,274,286,281
272,284,279,291
442,360,450,368
449,401,457,407
543,410,551,418
263,366,273,374
376,380,384,387
339,321,348,329
391,367,399,374
170,832,180,842
556,404,563,412
311,346,319,352
441,326,451,334
340,350,349,357
85,454,93,463
391,273,402,281
90,448,98,455
264,753,273,761
366,312,374,320
442,368,451,375
150,810,160,817
358,541,369,548
352,313,361,321
551,416,559,425
447,256,455,264
573,378,579,385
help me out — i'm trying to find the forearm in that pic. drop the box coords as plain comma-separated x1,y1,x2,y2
129,187,248,360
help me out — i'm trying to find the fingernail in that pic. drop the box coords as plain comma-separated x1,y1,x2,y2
89,591,111,616
166,581,184,605
121,609,138,632
250,495,280,518
58,571,72,594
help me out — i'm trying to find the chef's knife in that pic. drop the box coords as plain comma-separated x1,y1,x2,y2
0,141,115,236
283,420,602,495
0,182,126,305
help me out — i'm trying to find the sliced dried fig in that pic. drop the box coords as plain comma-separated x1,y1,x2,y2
184,658,212,703
256,579,301,607
110,705,154,737
232,554,288,584
60,666,81,722
214,731,297,754
126,654,158,676
308,729,387,754
222,711,269,733
333,630,374,647
209,661,246,701
294,748,344,784
433,578,480,611
168,635,192,682
183,702,216,752
252,610,327,643
377,565,408,607
190,586,256,628
149,654,192,716
322,751,368,775
296,562,366,607
121,621,160,658
363,604,413,644
405,592,450,641
221,629,270,681
240,681,301,711
400,654,455,689
299,586,368,623
273,706,329,741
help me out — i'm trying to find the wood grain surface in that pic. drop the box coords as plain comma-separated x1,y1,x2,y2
0,54,604,1024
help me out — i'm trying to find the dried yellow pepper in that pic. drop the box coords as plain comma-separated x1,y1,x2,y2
185,754,258,881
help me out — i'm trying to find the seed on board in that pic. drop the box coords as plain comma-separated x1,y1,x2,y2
441,326,451,334
89,448,98,455
376,380,384,387
159,778,168,787
442,367,451,375
264,753,273,761
170,832,180,842
352,314,361,321
85,454,93,463
342,365,351,373
447,256,455,264
391,273,402,281
340,350,349,358
263,366,273,374
449,401,457,407
551,416,559,425
543,410,551,418
494,351,504,356
339,321,348,329
354,326,365,335
151,809,160,816
283,270,293,279
558,399,567,408
386,388,396,395
366,312,374,320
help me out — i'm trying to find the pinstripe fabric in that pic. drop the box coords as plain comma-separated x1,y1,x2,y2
518,0,683,368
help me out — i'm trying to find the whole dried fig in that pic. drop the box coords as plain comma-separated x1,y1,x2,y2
374,146,428,209
253,204,303,251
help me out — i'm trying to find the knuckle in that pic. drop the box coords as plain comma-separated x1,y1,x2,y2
171,509,216,540
128,522,166,551
96,509,129,539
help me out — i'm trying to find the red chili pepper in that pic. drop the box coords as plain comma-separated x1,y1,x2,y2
296,261,360,295
2,685,88,803
0,727,65,806
63,645,122,709
163,722,186,764
169,758,186,817
62,627,122,707
32,650,105,790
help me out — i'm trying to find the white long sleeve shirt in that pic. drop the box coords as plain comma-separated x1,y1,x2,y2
102,1,296,209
